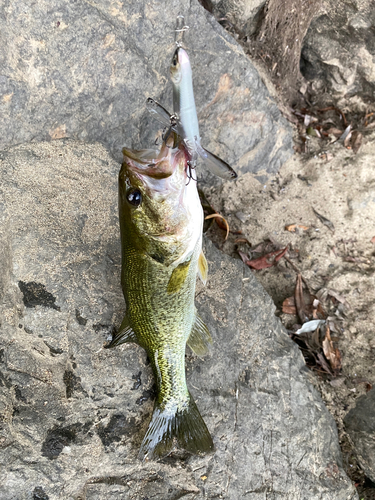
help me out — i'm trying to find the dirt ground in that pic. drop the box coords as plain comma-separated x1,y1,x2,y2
202,128,375,499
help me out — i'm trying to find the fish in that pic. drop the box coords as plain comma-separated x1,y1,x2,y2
146,46,237,180
106,130,214,460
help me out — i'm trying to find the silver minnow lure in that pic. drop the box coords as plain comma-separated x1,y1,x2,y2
147,17,237,181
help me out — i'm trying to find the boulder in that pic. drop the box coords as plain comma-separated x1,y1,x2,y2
301,0,375,105
344,388,375,483
0,140,357,499
0,0,292,178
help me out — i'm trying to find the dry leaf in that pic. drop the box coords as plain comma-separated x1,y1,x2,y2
313,208,335,232
351,130,363,154
234,237,251,246
246,246,288,270
343,130,352,148
322,325,342,373
295,274,309,324
316,352,333,375
326,127,344,137
282,296,296,315
285,223,309,232
205,213,230,240
339,124,351,143
295,319,326,334
237,250,250,264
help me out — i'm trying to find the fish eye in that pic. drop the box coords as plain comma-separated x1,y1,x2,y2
126,188,142,207
172,51,178,66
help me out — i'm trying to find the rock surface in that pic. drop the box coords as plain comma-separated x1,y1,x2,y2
207,0,266,36
344,388,375,483
0,0,292,178
0,140,358,499
301,0,375,105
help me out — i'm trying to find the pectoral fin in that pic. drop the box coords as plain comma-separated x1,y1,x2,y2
105,315,138,348
167,259,191,294
198,251,208,285
196,143,237,180
187,312,212,356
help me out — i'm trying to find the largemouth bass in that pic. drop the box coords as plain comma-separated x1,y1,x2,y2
107,131,214,460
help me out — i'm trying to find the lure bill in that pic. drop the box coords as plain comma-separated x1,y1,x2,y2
146,96,237,180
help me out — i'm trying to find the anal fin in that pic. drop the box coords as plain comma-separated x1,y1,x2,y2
187,311,212,356
105,315,138,348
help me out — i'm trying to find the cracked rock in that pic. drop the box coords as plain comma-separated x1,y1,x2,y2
0,140,358,499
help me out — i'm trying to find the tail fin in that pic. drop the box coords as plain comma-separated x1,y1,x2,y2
138,393,214,461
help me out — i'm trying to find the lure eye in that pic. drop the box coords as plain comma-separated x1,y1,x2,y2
126,188,142,207
172,51,179,67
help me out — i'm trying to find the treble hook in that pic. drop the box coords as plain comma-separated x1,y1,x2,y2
175,14,189,47
186,160,197,185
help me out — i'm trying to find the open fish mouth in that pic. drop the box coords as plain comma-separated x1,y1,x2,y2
122,132,190,196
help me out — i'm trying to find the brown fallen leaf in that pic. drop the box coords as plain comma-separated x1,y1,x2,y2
234,237,252,246
246,246,288,270
313,208,335,233
317,352,333,376
295,274,310,324
237,250,250,264
282,296,297,315
350,130,363,154
322,325,342,373
364,112,374,126
205,213,230,240
343,129,352,148
326,127,344,137
285,223,310,232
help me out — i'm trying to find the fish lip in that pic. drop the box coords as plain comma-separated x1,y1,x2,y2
122,136,186,180
122,139,190,196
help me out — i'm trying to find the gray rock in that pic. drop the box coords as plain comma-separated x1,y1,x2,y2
344,388,375,483
0,140,357,499
301,0,375,103
207,0,266,36
0,0,292,178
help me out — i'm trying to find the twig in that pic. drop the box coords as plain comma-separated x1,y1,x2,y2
283,255,312,294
